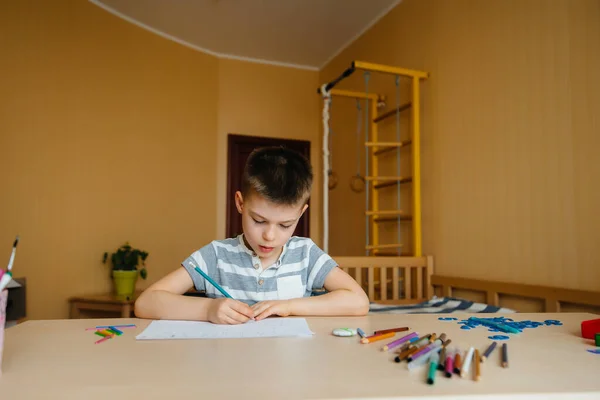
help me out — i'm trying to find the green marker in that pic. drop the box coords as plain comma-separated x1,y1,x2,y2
427,352,439,385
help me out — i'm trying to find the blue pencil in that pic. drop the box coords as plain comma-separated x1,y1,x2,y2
194,266,233,299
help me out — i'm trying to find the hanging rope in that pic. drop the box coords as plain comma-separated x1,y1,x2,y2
364,72,371,255
328,102,338,191
320,84,331,253
350,99,365,193
395,75,402,250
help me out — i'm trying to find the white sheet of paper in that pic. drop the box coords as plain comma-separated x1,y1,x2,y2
135,318,314,340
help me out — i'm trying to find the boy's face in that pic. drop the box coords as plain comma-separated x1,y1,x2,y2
235,191,307,263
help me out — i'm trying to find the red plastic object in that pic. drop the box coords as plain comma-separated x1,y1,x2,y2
581,318,600,339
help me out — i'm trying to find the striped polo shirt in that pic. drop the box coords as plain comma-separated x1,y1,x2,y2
181,235,337,305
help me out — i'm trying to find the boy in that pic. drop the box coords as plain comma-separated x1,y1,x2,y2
135,146,369,324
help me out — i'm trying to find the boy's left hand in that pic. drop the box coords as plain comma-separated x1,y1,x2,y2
251,300,291,321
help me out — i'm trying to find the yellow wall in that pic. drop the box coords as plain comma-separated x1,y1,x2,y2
216,59,321,244
321,0,600,291
0,0,320,319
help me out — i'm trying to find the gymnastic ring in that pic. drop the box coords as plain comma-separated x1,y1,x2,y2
350,174,365,193
328,171,338,190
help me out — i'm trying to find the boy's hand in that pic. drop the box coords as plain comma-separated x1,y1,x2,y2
207,298,255,324
251,300,292,321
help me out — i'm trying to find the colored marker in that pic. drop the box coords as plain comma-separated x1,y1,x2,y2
474,349,481,381
410,334,432,349
0,235,19,291
481,341,497,362
361,332,395,344
193,266,233,299
381,331,418,351
95,331,109,337
396,334,431,362
438,347,447,371
408,339,442,362
95,335,113,344
407,346,442,371
6,235,19,272
393,337,419,360
427,353,440,385
502,343,508,368
401,336,419,349
453,348,462,374
108,326,123,335
86,324,137,330
460,347,475,378
374,326,409,335
395,345,420,363
445,349,454,378
357,328,367,338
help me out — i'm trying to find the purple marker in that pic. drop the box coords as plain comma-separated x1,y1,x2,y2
408,339,443,362
381,331,419,351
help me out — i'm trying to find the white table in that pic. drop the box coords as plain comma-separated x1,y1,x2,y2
1,313,599,399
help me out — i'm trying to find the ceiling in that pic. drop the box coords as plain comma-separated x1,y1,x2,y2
90,0,401,70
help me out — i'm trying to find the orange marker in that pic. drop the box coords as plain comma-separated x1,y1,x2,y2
453,349,463,374
361,332,395,344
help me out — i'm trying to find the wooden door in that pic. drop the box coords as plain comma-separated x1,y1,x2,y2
226,134,311,239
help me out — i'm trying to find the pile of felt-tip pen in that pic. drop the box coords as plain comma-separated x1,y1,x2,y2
359,327,510,385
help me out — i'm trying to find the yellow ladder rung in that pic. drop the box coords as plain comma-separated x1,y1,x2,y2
366,210,405,216
374,216,412,223
364,176,409,181
365,141,411,147
366,243,403,250
374,140,412,156
373,251,413,256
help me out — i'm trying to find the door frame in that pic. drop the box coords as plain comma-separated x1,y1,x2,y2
226,134,311,238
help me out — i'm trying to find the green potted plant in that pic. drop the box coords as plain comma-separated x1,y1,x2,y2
103,242,149,296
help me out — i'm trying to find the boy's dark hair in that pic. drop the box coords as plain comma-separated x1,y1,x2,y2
241,146,313,205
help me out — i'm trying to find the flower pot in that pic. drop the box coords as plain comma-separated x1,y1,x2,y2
112,270,138,296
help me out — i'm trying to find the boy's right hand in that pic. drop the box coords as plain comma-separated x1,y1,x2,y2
207,298,255,324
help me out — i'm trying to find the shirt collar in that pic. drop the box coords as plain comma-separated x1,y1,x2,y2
237,234,287,268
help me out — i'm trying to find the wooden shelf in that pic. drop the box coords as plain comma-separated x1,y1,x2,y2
365,210,406,217
374,177,412,189
374,215,412,223
365,243,403,250
374,140,412,156
373,102,412,123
